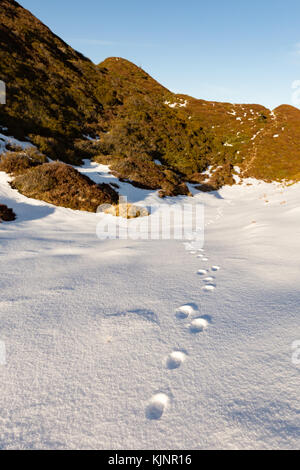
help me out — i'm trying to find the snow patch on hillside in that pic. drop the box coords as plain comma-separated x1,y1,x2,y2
0,132,34,154
164,99,188,109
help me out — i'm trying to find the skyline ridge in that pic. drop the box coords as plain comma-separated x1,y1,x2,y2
17,0,300,110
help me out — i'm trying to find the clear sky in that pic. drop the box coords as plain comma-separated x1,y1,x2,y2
18,0,300,110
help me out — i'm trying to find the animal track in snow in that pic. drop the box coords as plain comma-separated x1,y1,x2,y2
202,284,215,292
189,318,209,333
175,304,197,319
203,276,215,283
146,393,170,420
165,351,186,370
197,269,207,276
211,266,220,272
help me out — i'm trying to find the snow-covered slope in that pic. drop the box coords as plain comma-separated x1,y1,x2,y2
0,158,300,449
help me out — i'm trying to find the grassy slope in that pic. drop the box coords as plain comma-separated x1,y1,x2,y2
242,105,300,181
96,57,216,179
0,0,109,163
176,96,300,183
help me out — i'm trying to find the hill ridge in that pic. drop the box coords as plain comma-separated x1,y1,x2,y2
1,0,300,192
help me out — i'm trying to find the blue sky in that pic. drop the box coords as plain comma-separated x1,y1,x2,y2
19,0,300,109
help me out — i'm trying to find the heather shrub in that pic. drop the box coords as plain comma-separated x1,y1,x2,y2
0,147,47,175
108,156,190,196
11,162,118,212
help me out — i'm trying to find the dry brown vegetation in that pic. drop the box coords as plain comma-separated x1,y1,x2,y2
0,147,47,175
95,155,190,196
0,0,110,163
176,95,300,184
241,105,300,182
11,162,118,212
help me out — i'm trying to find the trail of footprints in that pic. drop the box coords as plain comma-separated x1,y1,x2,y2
146,247,221,420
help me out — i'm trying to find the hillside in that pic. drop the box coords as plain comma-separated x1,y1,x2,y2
0,0,112,163
1,0,300,201
242,104,300,181
176,97,300,182
0,1,213,183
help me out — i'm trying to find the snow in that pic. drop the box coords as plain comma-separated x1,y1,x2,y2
201,165,214,179
75,159,159,204
164,99,188,109
164,101,177,108
251,130,262,141
82,134,100,142
1,150,300,449
233,167,241,184
0,132,34,154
